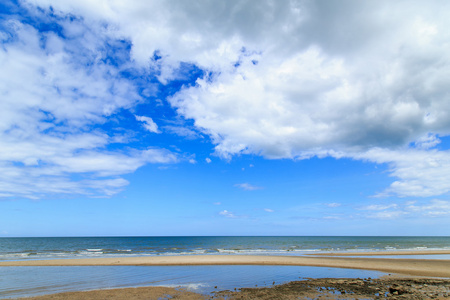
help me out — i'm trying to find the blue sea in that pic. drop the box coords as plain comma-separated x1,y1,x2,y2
1,236,449,299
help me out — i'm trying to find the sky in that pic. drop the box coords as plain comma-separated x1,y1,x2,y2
1,0,450,237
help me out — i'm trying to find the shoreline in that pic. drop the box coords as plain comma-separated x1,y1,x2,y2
16,276,450,299
2,251,450,278
308,250,450,256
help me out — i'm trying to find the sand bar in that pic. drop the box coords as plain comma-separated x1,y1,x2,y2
2,254,450,278
309,250,450,256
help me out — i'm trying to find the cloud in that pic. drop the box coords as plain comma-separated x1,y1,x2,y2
406,199,450,217
219,210,237,218
360,204,398,211
163,125,201,139
234,183,263,191
326,203,341,208
367,210,407,220
356,148,450,197
135,115,160,133
7,0,450,199
205,158,212,163
0,9,177,199
264,208,274,213
361,199,450,219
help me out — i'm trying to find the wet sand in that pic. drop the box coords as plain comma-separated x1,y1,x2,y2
2,252,450,277
309,250,450,256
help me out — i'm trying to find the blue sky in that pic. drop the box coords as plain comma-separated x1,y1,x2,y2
1,0,450,236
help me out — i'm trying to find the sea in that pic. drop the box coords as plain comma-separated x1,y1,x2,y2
1,236,449,299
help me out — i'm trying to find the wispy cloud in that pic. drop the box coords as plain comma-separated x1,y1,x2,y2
360,204,398,211
163,125,201,140
219,210,238,218
135,115,160,133
361,200,450,219
234,183,263,191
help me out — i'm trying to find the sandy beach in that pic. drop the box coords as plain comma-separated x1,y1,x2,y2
309,250,450,256
2,251,450,278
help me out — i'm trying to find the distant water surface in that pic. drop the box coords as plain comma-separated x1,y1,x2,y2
1,236,449,261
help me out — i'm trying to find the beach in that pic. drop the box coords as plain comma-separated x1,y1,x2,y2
2,252,450,277
2,237,450,299
2,251,450,299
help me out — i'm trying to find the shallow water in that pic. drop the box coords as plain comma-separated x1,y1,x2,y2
0,265,385,299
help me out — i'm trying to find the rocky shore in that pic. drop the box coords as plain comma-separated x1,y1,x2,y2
215,276,450,299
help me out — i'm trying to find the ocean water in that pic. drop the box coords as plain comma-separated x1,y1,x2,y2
1,236,449,261
0,236,449,299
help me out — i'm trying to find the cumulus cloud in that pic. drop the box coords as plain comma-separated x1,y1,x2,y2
0,8,177,199
6,0,450,199
356,148,450,197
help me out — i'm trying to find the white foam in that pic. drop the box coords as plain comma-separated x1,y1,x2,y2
158,283,208,291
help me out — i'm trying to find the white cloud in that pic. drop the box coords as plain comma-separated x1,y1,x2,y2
362,199,450,219
135,115,160,133
357,148,450,197
406,199,450,217
323,216,341,220
205,158,212,163
414,134,441,150
0,12,177,199
10,0,450,199
163,125,200,139
361,204,398,211
367,210,407,220
264,208,274,213
326,203,341,208
234,183,263,191
219,210,237,218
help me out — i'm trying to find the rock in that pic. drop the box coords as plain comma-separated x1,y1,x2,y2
389,286,406,295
